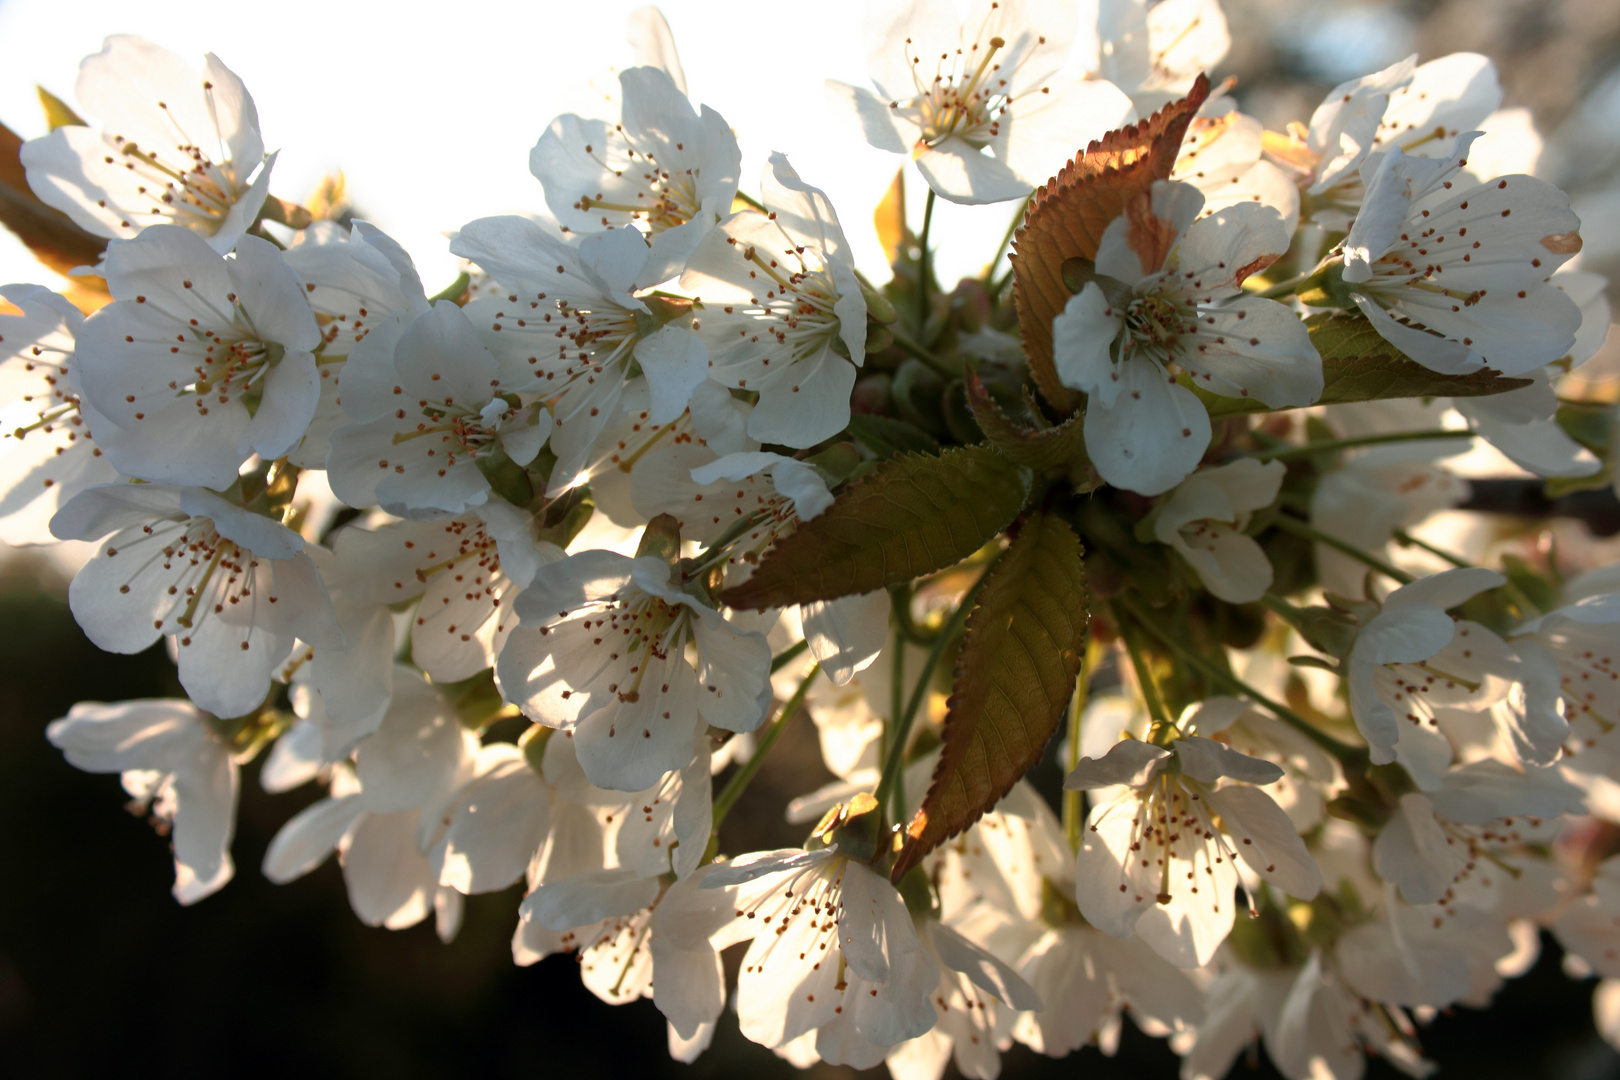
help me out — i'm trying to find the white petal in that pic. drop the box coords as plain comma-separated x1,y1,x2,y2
1372,793,1455,904
1173,736,1283,785
1207,784,1322,899
1063,739,1170,790
522,868,661,930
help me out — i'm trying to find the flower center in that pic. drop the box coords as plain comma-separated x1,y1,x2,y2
894,34,1010,151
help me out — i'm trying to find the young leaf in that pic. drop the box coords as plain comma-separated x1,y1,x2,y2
874,168,907,268
891,514,1089,881
1009,75,1209,415
0,119,108,277
719,446,1032,610
964,372,1092,480
1191,314,1533,419
847,413,941,459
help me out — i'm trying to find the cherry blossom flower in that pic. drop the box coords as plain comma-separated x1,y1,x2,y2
1340,134,1584,377
73,225,322,489
1092,0,1229,115
279,221,431,469
262,668,477,937
452,218,708,491
670,840,940,1063
327,300,548,516
1067,735,1322,967
1052,180,1320,494
826,0,1132,204
48,698,238,903
1152,458,1285,603
50,482,340,718
680,155,866,449
530,64,740,286
496,547,771,790
0,284,121,545
20,36,275,256
331,506,562,685
1340,567,1511,767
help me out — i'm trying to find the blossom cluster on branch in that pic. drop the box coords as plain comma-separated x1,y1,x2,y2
4,3,1619,1077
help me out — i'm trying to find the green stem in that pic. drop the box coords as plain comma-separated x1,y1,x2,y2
1252,429,1473,461
1269,513,1414,584
874,556,997,816
1114,601,1175,737
888,327,957,378
915,186,936,331
1251,270,1313,300
1391,529,1542,616
983,196,1028,289
711,663,821,828
890,599,907,813
1116,592,1362,760
734,190,767,213
428,272,471,304
770,639,810,673
1062,640,1098,853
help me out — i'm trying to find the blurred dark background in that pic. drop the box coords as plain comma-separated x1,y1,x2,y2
2,548,1619,1079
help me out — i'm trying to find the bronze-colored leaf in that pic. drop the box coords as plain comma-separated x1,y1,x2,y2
874,169,907,268
1190,313,1534,419
0,118,108,301
891,514,1089,881
964,372,1092,480
719,445,1032,611
1009,75,1209,415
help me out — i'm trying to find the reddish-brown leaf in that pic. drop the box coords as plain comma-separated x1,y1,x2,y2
1009,75,1209,415
0,120,107,283
891,514,1089,881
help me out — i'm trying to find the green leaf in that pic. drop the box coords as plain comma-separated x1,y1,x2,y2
964,372,1093,479
847,413,940,459
891,514,1089,880
719,446,1033,610
1190,314,1533,419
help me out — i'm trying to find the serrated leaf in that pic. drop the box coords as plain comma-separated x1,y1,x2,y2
0,118,108,294
847,413,940,459
719,446,1033,610
1010,76,1209,415
964,372,1092,478
891,514,1089,881
1190,314,1533,419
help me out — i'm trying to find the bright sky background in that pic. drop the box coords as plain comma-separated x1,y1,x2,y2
0,0,1025,295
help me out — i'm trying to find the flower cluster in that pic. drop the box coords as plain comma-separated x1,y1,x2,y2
9,4,1620,1078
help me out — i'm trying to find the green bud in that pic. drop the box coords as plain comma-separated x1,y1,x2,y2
519,723,552,775
636,513,682,565
475,447,536,507
895,865,938,919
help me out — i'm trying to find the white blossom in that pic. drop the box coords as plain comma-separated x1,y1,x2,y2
20,36,275,255
50,483,340,718
1068,735,1321,967
0,284,121,545
1153,458,1284,603
73,225,321,488
826,0,1132,204
48,698,238,903
530,64,740,286
1340,134,1584,377
496,548,771,791
1053,180,1320,494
